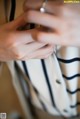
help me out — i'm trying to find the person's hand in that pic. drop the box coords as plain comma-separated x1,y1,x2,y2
23,0,80,47
0,13,54,61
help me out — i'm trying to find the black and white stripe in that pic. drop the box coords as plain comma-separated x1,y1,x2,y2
9,0,80,117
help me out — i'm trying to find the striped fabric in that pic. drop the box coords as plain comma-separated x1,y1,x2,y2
2,0,80,118
16,46,80,118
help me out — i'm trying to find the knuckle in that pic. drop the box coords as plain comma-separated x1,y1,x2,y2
12,49,24,60
14,52,23,60
36,32,43,42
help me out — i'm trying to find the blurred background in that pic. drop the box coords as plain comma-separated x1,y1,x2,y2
0,63,25,119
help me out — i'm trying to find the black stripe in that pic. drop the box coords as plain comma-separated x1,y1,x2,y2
9,0,16,21
33,86,47,111
67,88,80,94
63,74,80,80
22,61,47,111
41,60,56,107
39,99,47,112
41,60,65,119
58,57,80,63
14,62,37,117
9,1,37,118
70,102,80,108
21,23,35,78
22,61,30,79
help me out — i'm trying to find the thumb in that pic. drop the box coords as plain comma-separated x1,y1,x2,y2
6,13,27,30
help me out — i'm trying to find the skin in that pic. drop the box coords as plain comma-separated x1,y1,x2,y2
23,0,80,47
0,8,54,61
0,1,80,61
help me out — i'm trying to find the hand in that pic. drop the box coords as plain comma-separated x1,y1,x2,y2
0,13,54,61
23,0,80,47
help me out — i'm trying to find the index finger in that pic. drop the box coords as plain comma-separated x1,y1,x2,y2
25,10,66,33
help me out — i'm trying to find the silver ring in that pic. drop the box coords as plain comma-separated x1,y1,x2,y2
40,0,48,13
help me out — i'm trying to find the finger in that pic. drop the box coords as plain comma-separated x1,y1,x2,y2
9,27,60,48
24,10,65,32
22,51,53,61
11,41,47,60
22,44,54,60
10,30,34,47
24,42,47,54
36,31,69,46
23,0,63,15
7,28,39,47
10,23,53,47
36,51,53,59
5,13,26,30
9,27,49,47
